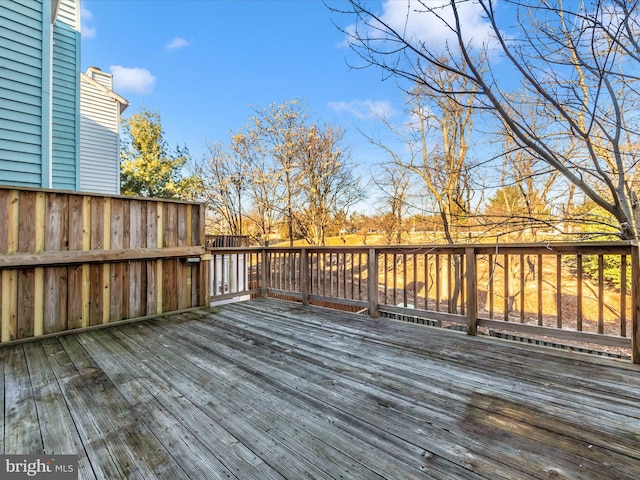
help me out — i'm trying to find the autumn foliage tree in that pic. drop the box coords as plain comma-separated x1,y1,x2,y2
198,101,362,246
120,107,201,199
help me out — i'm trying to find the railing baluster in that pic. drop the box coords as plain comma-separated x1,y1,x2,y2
577,255,583,332
556,255,562,329
301,248,309,305
488,254,494,319
368,249,379,317
413,253,418,309
631,245,639,363
460,254,465,316
393,253,398,306
424,253,429,310
447,254,453,313
520,254,525,323
537,254,543,326
598,254,604,334
621,254,627,337
403,253,408,307
435,254,441,312
466,247,477,336
383,253,388,305
504,254,509,322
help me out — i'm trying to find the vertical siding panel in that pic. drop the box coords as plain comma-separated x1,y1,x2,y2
79,72,124,194
0,1,44,187
51,0,80,190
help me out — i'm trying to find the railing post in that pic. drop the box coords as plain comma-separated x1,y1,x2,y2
301,248,309,305
465,247,478,336
368,248,379,318
200,253,211,306
631,243,640,364
261,248,268,298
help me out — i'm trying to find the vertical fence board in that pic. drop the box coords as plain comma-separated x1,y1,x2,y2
44,193,69,334
0,187,205,344
110,199,124,322
128,201,143,318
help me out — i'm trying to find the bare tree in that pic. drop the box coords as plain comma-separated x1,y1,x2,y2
296,124,363,246
251,101,307,246
232,131,281,246
375,165,410,244
405,74,476,244
197,141,247,235
334,0,640,239
479,118,561,240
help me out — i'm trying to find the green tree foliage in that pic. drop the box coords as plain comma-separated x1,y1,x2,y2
120,107,202,199
483,185,552,240
569,201,630,289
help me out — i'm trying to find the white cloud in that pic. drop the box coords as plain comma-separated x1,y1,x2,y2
81,5,93,21
342,0,495,51
166,37,190,50
81,5,96,38
381,0,495,49
329,99,398,120
109,66,156,95
82,26,97,39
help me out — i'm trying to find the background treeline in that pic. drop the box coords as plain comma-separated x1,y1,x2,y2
120,0,640,249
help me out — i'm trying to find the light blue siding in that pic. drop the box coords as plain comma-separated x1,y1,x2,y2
0,0,80,190
0,0,44,187
51,0,80,190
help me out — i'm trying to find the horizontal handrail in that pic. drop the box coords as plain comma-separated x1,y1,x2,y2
0,246,206,269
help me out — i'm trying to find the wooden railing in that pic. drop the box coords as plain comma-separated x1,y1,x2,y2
207,242,640,364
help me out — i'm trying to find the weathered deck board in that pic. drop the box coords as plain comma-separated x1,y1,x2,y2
2,297,640,479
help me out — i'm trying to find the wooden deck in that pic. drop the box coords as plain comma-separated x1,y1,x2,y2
2,298,640,479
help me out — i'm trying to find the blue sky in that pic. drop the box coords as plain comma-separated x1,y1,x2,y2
81,0,403,175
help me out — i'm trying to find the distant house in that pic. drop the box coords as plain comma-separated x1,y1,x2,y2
80,67,129,194
0,0,81,190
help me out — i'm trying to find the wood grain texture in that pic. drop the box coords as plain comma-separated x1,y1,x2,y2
0,187,205,343
2,298,639,479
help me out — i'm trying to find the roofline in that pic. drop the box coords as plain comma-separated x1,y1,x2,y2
51,0,61,23
80,72,130,113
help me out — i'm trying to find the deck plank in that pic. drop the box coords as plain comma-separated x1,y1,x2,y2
77,328,281,480
184,306,629,479
4,346,42,454
115,319,447,480
103,322,371,480
214,302,640,449
1,297,640,479
22,342,96,479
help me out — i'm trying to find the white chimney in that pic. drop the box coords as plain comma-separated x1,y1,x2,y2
86,66,113,90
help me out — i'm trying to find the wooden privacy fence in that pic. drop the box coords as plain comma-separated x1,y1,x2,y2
207,242,640,363
0,187,209,344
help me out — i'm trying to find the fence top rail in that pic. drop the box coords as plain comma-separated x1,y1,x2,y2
206,241,636,255
0,184,203,206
